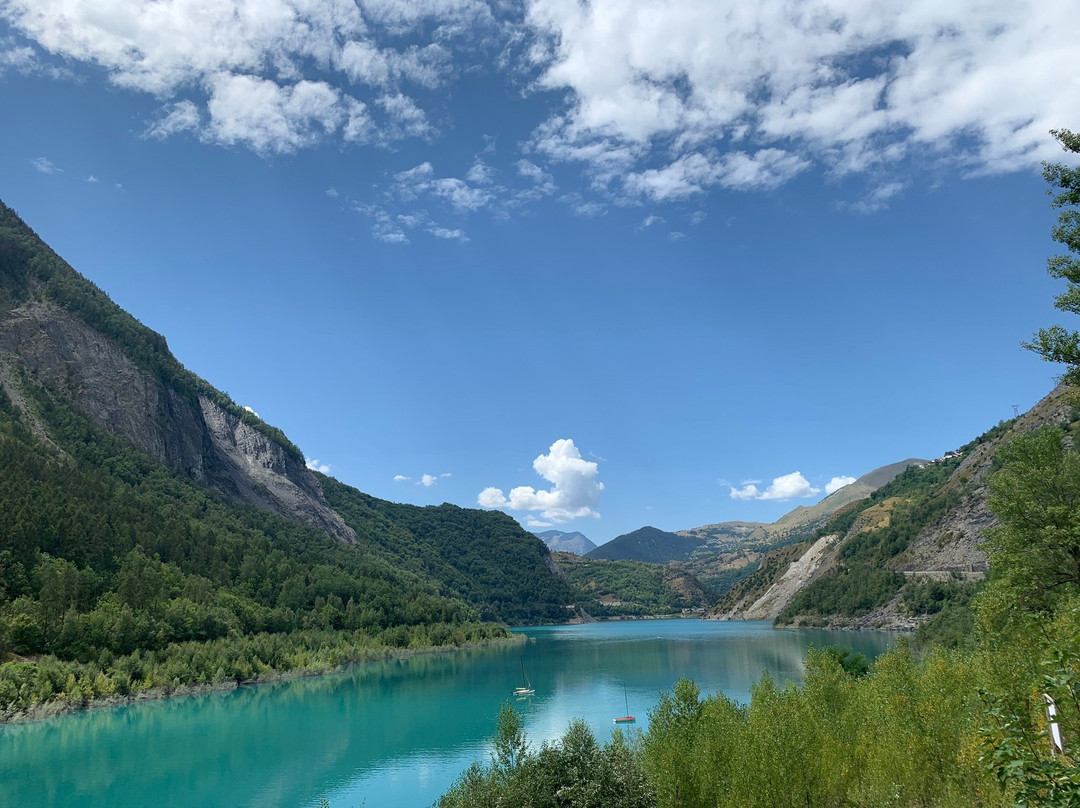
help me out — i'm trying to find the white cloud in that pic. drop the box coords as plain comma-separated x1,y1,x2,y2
86,175,99,183
203,74,349,155
241,405,260,418
516,159,557,196
146,100,202,140
31,156,61,174
825,475,857,494
730,471,820,501
842,181,909,215
428,226,469,242
0,36,72,79
478,438,604,523
305,457,331,474
524,0,1080,197
559,193,606,218
7,0,1075,198
325,187,339,198
0,37,36,75
376,93,434,141
1,0,481,154
466,160,496,185
395,471,449,486
391,161,491,212
637,215,664,230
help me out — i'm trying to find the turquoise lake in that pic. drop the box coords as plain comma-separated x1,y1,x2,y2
0,620,897,808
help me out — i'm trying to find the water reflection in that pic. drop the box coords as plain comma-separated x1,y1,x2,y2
1,621,896,808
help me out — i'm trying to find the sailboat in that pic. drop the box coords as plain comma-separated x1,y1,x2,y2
513,657,535,697
613,684,636,724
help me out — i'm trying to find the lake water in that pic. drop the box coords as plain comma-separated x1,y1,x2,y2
0,620,897,808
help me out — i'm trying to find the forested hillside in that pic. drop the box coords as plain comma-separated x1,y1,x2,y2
586,526,703,563
710,414,1030,626
552,553,711,617
0,200,575,718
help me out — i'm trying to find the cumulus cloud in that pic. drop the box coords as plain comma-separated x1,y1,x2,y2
1,0,484,154
393,474,411,482
241,405,260,418
731,471,820,501
305,458,331,474
525,0,1080,200
420,474,438,487
825,475,857,494
478,438,604,523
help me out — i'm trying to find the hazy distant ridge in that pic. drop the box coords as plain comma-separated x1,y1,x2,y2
534,530,598,556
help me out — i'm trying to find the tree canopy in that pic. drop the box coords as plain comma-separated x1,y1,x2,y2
1025,129,1080,380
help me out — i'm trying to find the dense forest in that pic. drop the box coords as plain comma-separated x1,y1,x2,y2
0,375,512,715
553,554,710,617
0,199,580,718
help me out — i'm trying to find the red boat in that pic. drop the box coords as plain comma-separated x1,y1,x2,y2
613,685,636,724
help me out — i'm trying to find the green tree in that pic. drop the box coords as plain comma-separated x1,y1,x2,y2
492,702,529,771
985,427,1080,614
1025,128,1080,380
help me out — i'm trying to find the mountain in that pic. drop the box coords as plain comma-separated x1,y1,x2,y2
551,552,711,617
585,526,704,563
673,458,927,596
680,458,927,549
710,385,1075,628
534,530,598,556
0,198,575,661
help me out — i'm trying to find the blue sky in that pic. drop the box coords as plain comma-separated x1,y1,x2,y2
0,0,1075,544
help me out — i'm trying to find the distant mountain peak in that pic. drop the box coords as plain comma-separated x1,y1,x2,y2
535,530,598,556
585,526,703,563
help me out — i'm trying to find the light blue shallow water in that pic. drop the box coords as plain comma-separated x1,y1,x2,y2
0,620,897,808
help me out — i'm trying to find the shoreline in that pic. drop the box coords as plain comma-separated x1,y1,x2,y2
0,634,525,728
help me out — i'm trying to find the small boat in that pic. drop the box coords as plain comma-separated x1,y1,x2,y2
613,684,636,724
513,657,535,697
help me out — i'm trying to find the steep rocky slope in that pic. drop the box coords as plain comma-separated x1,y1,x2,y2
710,385,1075,627
681,458,926,548
0,202,354,543
675,459,925,597
0,200,574,624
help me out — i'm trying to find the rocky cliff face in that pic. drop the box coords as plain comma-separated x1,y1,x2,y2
710,384,1076,628
0,300,356,544
892,384,1074,576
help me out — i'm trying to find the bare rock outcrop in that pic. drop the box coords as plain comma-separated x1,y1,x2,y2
0,300,356,544
719,533,840,621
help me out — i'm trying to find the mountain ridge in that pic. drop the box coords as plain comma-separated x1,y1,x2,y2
0,198,575,630
534,530,598,556
709,387,1075,627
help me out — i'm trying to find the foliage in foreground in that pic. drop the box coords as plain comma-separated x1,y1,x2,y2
441,424,1080,808
438,703,655,808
